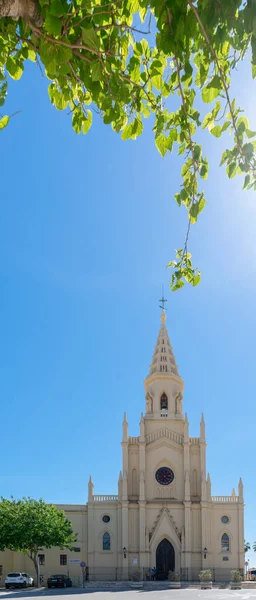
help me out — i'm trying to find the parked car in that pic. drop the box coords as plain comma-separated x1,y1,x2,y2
47,574,72,588
5,572,34,589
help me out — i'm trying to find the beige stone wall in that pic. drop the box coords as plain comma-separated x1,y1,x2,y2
145,441,184,501
128,445,139,499
208,503,244,570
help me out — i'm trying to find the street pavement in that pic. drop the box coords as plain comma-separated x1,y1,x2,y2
1,589,256,600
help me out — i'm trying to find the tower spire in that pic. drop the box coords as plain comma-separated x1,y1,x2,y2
122,412,128,442
88,475,94,502
200,413,206,442
238,477,244,502
146,308,180,379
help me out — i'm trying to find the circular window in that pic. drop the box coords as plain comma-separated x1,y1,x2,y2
155,467,174,486
102,515,110,523
221,516,230,524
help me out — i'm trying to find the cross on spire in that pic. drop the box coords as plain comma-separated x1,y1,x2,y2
159,286,167,311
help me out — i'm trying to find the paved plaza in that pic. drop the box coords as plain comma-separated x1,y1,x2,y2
1,589,256,600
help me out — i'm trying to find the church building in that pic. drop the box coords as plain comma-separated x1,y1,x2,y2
0,309,244,583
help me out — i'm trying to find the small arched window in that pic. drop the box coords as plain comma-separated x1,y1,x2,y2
160,393,168,410
103,532,110,551
221,533,229,552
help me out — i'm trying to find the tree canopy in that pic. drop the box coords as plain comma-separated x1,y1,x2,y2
0,0,256,289
0,497,76,583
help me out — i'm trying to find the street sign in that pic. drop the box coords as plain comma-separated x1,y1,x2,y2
80,561,86,568
69,559,80,563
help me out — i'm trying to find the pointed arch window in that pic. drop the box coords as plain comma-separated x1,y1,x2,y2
221,533,229,552
160,393,168,410
103,532,111,551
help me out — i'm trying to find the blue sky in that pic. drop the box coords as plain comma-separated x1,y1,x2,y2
1,50,256,566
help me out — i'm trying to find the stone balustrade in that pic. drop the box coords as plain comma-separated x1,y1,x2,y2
211,495,238,503
93,495,119,502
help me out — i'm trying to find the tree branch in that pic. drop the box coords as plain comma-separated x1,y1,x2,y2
30,24,116,58
187,0,242,152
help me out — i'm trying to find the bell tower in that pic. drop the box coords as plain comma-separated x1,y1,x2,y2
144,308,184,420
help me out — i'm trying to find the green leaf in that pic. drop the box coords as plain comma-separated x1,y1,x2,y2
121,118,143,140
174,193,181,206
82,110,92,134
237,116,249,130
28,49,36,62
193,144,201,160
221,121,231,133
172,279,185,291
243,174,250,189
151,74,162,90
139,5,147,22
155,133,168,157
168,128,177,143
50,0,66,16
44,14,62,36
0,81,7,107
201,112,212,129
200,164,208,179
81,27,100,52
126,0,139,14
220,150,228,167
91,61,102,82
40,39,72,74
210,125,222,138
226,162,237,179
192,274,201,286
246,129,256,139
201,75,222,103
6,57,23,81
0,115,9,130
142,104,150,118
189,197,206,223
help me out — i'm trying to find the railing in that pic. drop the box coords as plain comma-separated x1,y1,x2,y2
129,436,139,444
93,495,119,502
190,437,200,444
211,495,239,503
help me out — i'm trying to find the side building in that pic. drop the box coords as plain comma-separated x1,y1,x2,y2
0,310,244,583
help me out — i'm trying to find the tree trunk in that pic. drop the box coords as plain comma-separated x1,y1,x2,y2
31,555,39,588
0,0,42,25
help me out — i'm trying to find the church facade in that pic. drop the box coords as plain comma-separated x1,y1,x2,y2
0,310,244,583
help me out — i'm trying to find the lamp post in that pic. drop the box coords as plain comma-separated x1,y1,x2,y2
203,547,207,560
123,547,127,559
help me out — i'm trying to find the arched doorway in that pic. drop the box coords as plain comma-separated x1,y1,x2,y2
156,538,175,580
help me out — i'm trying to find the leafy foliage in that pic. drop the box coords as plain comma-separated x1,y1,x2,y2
244,540,251,553
0,497,76,584
230,570,242,583
199,570,212,582
0,0,256,289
